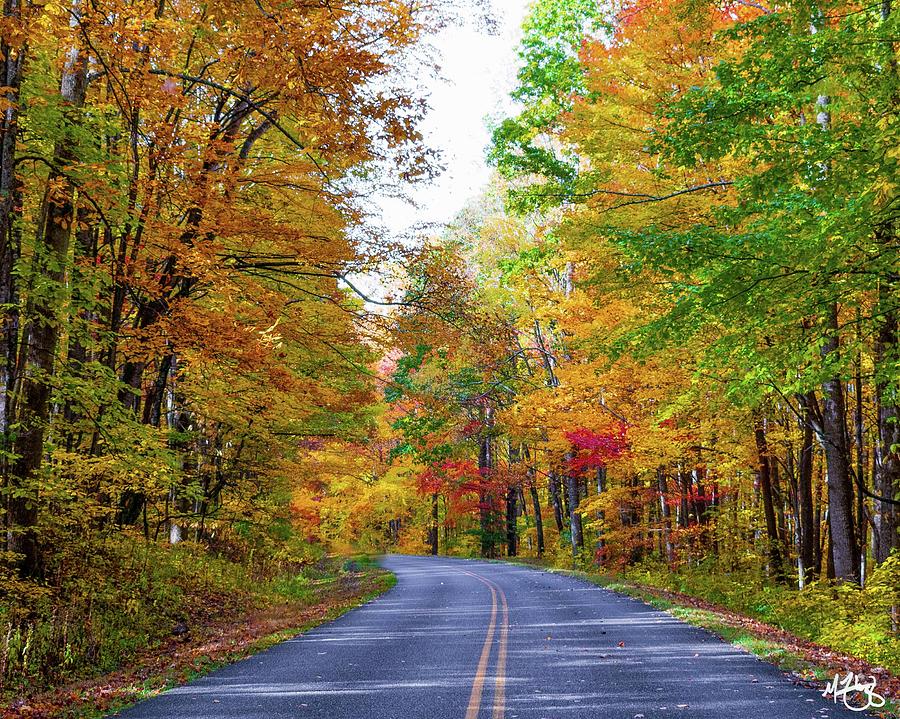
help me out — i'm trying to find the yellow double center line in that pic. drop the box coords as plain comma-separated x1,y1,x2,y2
461,570,509,719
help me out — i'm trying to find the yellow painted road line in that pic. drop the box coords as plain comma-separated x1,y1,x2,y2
460,569,509,719
464,581,498,719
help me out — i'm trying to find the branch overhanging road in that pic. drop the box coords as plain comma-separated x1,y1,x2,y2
114,555,877,718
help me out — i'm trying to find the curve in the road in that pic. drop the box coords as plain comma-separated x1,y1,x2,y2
112,555,880,719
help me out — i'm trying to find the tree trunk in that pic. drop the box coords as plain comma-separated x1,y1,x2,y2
820,305,861,583
506,484,517,557
771,460,789,553
657,468,674,565
827,518,836,580
548,470,564,533
0,0,24,461
798,397,817,583
755,418,785,582
505,442,519,557
678,468,690,529
814,467,824,577
564,454,583,556
873,286,899,564
0,0,24,562
478,407,496,558
528,469,544,557
61,212,98,453
534,319,559,388
872,0,899,571
595,466,606,559
429,492,438,555
9,30,88,576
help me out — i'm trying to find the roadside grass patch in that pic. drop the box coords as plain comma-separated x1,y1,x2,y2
2,555,395,719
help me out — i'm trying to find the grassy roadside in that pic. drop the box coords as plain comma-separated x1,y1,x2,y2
1,556,395,719
503,558,898,717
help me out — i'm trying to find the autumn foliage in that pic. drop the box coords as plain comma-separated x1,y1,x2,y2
361,0,900,677
0,0,444,699
1,0,899,703
565,426,628,474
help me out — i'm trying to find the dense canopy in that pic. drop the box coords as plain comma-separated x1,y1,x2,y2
1,0,898,705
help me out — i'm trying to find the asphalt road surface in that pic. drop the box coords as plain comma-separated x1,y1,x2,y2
114,555,880,718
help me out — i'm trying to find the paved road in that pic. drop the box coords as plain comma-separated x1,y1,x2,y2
115,555,879,718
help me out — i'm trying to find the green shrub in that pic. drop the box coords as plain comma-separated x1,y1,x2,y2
0,533,334,697
617,552,900,675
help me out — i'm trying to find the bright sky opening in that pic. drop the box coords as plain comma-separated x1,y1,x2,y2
374,0,529,236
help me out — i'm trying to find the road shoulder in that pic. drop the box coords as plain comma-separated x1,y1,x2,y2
1,565,395,719
502,560,898,718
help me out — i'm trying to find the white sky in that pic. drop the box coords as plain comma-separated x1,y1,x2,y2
373,0,530,236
